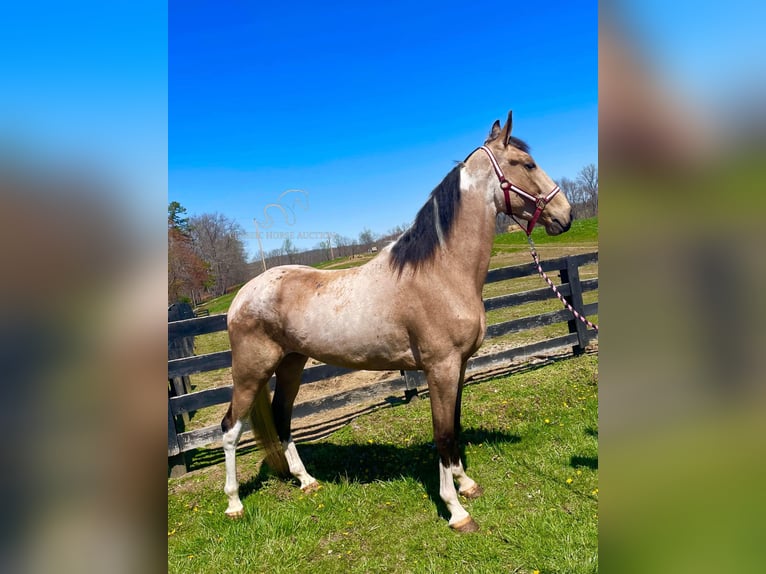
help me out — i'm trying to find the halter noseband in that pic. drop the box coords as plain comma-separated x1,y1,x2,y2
477,145,561,236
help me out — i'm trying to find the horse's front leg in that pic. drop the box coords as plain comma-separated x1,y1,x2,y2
425,359,481,532
452,361,483,500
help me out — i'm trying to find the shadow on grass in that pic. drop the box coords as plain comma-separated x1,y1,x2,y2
183,441,262,473
237,427,521,520
570,455,598,470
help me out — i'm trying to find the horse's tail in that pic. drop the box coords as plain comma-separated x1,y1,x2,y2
249,385,290,477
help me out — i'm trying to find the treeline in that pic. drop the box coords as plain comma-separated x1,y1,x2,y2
168,202,249,306
251,225,407,271
168,163,596,306
558,163,598,220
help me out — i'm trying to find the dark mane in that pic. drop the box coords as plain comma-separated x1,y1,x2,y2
389,164,462,275
508,136,531,154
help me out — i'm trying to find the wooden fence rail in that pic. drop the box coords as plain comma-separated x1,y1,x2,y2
168,251,598,475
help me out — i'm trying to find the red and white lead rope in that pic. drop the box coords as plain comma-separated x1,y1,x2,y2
526,234,599,332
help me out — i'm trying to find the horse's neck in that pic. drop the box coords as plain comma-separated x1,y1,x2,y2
441,171,497,295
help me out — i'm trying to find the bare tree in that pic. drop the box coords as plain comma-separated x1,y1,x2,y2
358,227,376,248
281,237,298,264
266,247,285,267
576,164,598,217
189,213,248,297
333,235,356,258
317,239,333,261
386,222,409,238
557,176,585,219
557,177,580,205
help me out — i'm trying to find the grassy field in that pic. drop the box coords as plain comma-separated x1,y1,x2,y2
168,353,598,573
496,216,598,246
195,290,239,316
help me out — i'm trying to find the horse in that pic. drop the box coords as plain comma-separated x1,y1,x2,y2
220,111,572,532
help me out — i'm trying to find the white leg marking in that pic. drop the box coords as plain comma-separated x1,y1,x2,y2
453,459,478,494
283,438,317,490
222,419,244,516
439,460,469,526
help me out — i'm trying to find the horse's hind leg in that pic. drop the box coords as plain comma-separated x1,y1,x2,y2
220,337,283,518
221,404,246,518
272,353,319,492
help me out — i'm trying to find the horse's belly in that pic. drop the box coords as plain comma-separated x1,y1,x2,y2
284,310,416,370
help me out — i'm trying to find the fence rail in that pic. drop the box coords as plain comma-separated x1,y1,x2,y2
168,252,598,475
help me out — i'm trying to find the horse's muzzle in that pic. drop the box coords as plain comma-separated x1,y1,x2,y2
547,217,572,236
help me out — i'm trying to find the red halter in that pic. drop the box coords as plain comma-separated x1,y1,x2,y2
477,145,561,236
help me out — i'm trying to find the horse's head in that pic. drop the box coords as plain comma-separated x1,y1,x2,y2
481,111,572,235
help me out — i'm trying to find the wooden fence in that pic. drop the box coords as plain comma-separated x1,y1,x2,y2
168,251,598,475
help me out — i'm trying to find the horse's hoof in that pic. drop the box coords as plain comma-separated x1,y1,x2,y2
301,481,320,494
450,515,480,533
225,509,244,520
460,484,484,499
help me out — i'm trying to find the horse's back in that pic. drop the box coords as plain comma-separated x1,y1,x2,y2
227,259,417,369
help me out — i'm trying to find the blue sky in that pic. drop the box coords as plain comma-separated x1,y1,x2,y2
170,1,598,258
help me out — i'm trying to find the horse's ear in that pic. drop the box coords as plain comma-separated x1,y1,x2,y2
501,110,513,146
485,120,502,143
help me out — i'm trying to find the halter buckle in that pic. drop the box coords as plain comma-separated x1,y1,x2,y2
536,197,547,210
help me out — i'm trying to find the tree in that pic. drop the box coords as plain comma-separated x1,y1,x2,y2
168,201,210,304
554,169,597,220
189,213,248,297
168,226,209,305
557,177,580,205
556,177,585,219
333,235,356,258
168,201,190,233
386,222,409,238
575,164,598,217
317,239,333,261
358,227,375,247
281,237,298,264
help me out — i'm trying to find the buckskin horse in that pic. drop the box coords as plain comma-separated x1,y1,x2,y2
221,111,572,531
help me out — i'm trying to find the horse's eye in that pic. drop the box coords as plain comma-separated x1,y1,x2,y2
525,163,536,170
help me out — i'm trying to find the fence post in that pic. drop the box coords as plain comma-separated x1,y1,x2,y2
402,370,425,401
168,399,187,477
559,257,589,355
168,303,196,429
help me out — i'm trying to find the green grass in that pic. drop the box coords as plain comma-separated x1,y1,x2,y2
494,217,598,248
195,289,241,316
169,354,598,573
